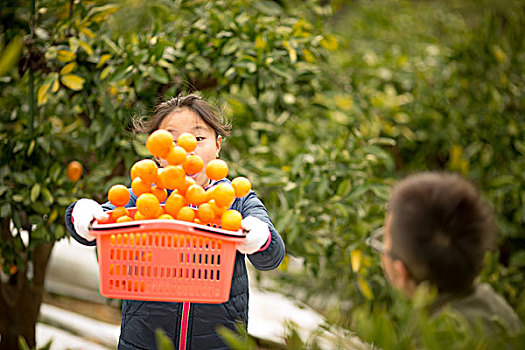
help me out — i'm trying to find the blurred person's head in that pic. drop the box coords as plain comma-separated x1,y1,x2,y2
379,172,496,297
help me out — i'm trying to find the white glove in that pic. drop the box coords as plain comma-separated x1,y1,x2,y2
237,216,271,255
72,199,108,242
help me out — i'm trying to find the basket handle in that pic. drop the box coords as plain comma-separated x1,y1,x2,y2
88,222,141,231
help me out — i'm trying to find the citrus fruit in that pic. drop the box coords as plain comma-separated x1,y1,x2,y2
213,182,235,207
209,199,228,218
131,177,151,197
146,129,174,158
157,213,174,220
177,133,197,152
116,215,133,223
134,211,148,221
130,162,139,180
164,192,186,217
133,159,158,184
159,165,185,190
136,193,160,219
176,206,195,222
205,186,216,202
205,159,228,180
111,206,130,221
108,184,130,207
221,210,242,231
197,203,215,224
175,176,196,195
231,177,252,197
166,146,187,165
183,154,204,175
151,185,168,203
66,161,83,182
185,184,206,206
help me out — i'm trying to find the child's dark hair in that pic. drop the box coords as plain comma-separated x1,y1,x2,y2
388,172,496,294
133,94,231,137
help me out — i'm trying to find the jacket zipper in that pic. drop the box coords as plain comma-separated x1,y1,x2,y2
179,301,191,350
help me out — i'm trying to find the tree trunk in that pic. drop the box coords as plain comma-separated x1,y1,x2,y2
0,241,55,349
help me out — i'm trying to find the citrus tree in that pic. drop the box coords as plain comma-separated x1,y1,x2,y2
313,0,525,340
1,0,370,347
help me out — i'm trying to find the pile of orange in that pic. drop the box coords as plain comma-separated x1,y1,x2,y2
104,130,251,232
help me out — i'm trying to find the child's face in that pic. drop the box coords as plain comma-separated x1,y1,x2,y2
158,107,222,187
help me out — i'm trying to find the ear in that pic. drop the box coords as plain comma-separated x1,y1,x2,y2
392,260,417,297
216,135,222,156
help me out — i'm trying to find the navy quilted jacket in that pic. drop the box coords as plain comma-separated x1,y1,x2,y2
64,179,285,349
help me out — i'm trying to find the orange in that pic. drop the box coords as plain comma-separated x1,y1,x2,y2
116,215,133,223
205,159,228,180
111,206,130,221
164,192,186,217
177,133,197,152
108,184,130,207
133,159,158,184
205,186,216,202
176,206,195,222
146,129,174,159
66,160,83,182
157,213,174,220
183,154,204,175
130,162,139,180
176,176,196,195
136,193,160,219
231,177,252,197
213,182,235,207
151,185,168,203
221,209,242,231
185,184,206,206
134,211,148,221
131,177,151,197
197,203,215,224
166,146,187,166
209,199,228,218
159,165,185,190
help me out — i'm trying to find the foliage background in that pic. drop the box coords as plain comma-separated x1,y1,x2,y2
1,0,524,347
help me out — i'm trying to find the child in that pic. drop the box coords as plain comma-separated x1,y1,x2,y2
65,94,286,349
368,172,523,336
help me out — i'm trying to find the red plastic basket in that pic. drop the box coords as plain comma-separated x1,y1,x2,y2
89,208,245,304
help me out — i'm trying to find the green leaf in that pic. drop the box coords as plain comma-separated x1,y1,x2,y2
60,62,77,74
0,203,11,218
336,179,352,196
0,36,23,76
37,82,52,105
60,74,85,91
252,1,283,16
41,187,54,206
18,336,31,350
109,64,133,82
78,40,94,56
30,184,41,202
155,329,174,350
357,276,373,299
96,124,115,148
56,50,76,62
149,66,169,84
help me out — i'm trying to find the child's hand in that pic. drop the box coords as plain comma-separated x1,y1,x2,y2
72,199,108,241
237,216,271,254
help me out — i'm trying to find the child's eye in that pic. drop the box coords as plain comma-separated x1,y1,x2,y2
196,136,205,142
